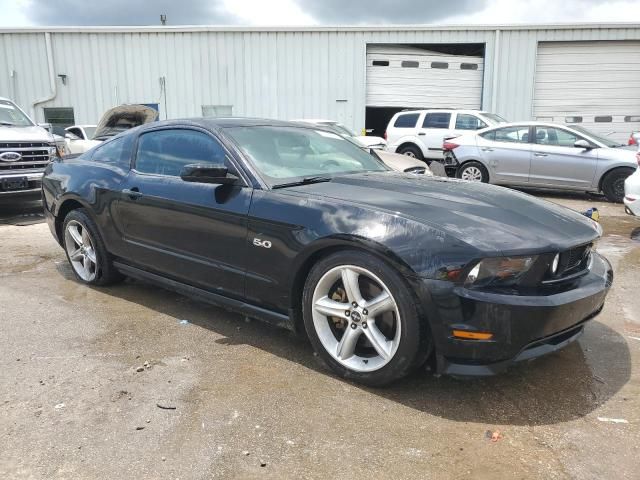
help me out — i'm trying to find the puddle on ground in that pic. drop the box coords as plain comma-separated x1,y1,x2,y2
631,228,640,243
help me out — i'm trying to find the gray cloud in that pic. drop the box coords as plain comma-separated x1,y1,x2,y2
294,0,490,24
25,0,238,26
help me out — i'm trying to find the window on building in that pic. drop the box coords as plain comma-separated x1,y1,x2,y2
401,61,419,68
372,60,389,66
135,129,227,177
455,114,487,130
431,62,449,69
565,116,583,123
422,112,451,129
483,126,530,143
43,107,75,136
594,116,613,123
460,63,478,70
393,113,420,128
92,135,134,170
202,105,233,118
624,116,640,122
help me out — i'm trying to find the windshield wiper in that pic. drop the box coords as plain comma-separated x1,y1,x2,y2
272,175,332,189
0,121,17,126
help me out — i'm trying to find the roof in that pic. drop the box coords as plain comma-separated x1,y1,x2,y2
138,117,309,131
1,22,639,34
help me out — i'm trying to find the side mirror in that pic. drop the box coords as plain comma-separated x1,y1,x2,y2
38,122,52,132
180,163,238,185
574,139,592,150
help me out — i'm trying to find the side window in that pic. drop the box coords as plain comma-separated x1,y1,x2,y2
67,128,83,139
135,129,227,177
92,136,133,170
422,112,451,129
488,126,530,143
455,114,487,130
535,127,581,147
393,113,419,128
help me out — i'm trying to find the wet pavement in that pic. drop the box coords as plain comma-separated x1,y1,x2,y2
1,192,639,479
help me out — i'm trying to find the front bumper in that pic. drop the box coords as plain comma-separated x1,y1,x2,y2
412,252,613,376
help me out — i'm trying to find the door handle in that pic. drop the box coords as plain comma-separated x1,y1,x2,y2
534,152,548,157
123,187,142,200
418,132,426,136
481,147,493,152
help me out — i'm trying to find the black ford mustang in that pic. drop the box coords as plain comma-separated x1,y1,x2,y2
42,118,613,386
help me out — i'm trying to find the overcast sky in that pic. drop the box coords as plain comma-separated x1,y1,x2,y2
0,0,637,27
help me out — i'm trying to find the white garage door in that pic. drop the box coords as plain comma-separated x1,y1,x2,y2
366,45,484,109
534,41,640,144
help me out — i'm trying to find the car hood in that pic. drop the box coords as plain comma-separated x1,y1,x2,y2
289,172,600,255
376,151,431,174
0,124,53,142
94,105,157,140
355,135,386,147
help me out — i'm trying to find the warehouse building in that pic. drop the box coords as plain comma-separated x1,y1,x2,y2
1,23,639,142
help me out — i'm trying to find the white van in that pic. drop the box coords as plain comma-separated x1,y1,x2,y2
385,109,507,161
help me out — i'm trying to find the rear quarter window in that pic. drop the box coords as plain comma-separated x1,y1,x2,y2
393,113,420,128
91,135,133,170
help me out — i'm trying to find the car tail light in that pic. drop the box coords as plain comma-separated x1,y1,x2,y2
443,141,459,151
636,152,640,166
630,134,638,146
383,131,387,141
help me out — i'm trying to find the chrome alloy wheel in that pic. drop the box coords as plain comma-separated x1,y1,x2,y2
460,166,483,182
64,220,97,282
311,265,401,372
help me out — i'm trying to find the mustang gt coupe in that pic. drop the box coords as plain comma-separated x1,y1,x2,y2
42,118,613,386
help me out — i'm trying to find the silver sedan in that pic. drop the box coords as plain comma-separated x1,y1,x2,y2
443,122,638,202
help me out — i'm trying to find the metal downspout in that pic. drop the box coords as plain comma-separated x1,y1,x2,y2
491,29,501,113
32,32,57,121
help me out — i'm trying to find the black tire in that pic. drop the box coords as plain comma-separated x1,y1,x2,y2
397,144,424,161
457,160,489,183
302,250,425,387
62,208,123,286
601,168,634,203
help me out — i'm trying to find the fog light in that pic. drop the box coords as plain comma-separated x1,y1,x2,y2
452,330,494,340
550,253,560,275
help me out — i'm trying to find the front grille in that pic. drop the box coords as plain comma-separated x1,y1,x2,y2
0,142,52,172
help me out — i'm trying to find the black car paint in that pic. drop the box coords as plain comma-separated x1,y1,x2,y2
42,118,612,375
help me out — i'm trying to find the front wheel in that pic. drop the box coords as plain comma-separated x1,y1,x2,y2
601,168,634,203
302,250,424,387
397,144,424,161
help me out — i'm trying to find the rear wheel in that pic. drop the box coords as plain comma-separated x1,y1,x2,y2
458,161,489,183
397,144,424,161
302,250,423,387
601,168,634,203
62,209,123,286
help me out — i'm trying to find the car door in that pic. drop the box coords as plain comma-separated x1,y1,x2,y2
529,126,599,188
477,125,532,184
417,111,453,160
116,126,252,298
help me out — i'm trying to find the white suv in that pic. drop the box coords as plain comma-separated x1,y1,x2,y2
385,109,507,161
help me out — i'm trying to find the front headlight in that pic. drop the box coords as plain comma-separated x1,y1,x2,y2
464,256,537,288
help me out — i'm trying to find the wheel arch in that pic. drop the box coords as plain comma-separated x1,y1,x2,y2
457,158,490,181
597,165,635,192
287,236,420,335
54,196,96,245
396,141,425,157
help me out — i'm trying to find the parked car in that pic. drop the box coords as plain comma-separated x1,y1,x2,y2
43,118,612,386
623,150,640,216
0,96,60,197
292,119,386,149
384,109,507,162
64,105,157,155
444,122,638,202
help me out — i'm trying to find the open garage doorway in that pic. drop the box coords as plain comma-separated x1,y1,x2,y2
365,43,485,137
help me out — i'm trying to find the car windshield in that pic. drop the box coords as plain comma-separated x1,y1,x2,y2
224,125,388,186
569,125,623,147
321,122,357,138
480,112,508,124
84,126,97,139
0,100,33,126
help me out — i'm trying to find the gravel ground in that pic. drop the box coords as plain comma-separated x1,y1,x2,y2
0,191,639,480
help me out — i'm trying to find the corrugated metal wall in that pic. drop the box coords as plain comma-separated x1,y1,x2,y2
0,25,639,130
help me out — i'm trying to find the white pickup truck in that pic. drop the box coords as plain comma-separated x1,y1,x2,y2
0,97,60,198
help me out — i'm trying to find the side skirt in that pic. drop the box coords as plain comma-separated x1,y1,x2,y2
113,262,293,331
